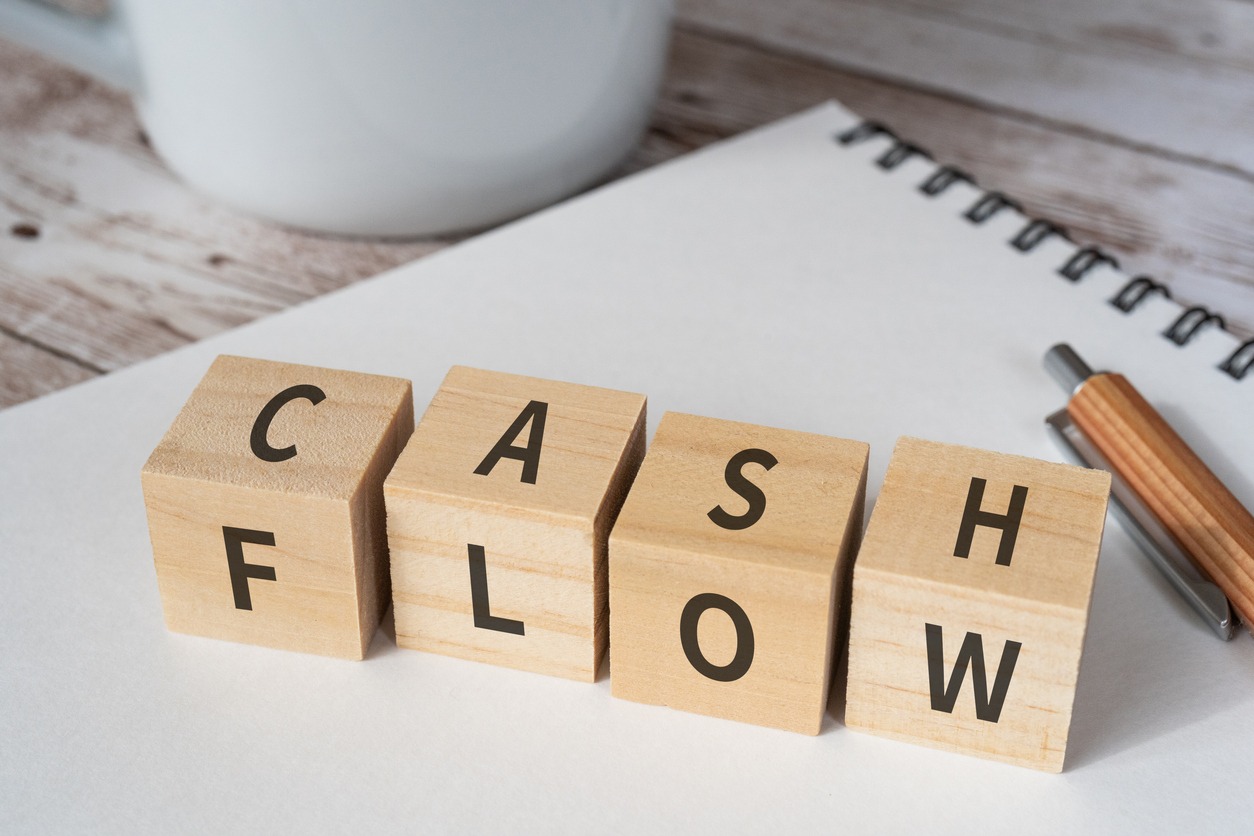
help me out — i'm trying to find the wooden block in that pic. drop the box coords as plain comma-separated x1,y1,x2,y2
844,436,1111,772
609,412,869,734
141,355,414,659
383,366,646,682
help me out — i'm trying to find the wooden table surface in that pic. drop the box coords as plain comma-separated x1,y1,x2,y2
3,0,1253,409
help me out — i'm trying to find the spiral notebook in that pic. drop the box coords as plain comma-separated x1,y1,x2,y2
2,102,1252,832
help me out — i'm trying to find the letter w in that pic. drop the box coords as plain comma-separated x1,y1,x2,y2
925,623,1022,723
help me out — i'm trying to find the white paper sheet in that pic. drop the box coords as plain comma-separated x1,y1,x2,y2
2,103,1251,833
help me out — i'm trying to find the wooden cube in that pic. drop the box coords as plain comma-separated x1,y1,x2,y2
844,436,1110,771
141,355,414,659
609,412,869,734
383,366,646,682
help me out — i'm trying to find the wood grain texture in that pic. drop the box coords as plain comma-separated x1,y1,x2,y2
677,0,1254,172
609,412,868,735
384,366,647,682
3,5,1253,409
0,37,451,405
0,327,97,403
1069,373,1254,628
844,437,1110,771
141,355,414,659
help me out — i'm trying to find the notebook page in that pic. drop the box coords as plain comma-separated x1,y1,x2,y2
0,102,1250,832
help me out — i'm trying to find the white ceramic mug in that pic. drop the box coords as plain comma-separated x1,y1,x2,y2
0,0,673,236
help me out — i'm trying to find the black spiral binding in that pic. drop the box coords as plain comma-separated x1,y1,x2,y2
835,122,891,146
920,165,974,196
1220,340,1254,379
964,192,1022,224
1011,220,1071,252
1164,307,1226,346
1111,276,1170,312
876,141,932,171
834,120,1249,380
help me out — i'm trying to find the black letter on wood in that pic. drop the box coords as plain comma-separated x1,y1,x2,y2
474,400,549,485
680,593,754,682
468,544,525,635
953,477,1029,566
222,526,278,611
925,623,1022,722
250,384,326,462
707,448,778,531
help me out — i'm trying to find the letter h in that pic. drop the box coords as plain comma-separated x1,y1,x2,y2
953,477,1028,567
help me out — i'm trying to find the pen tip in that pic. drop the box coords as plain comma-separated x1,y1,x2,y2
1045,343,1095,393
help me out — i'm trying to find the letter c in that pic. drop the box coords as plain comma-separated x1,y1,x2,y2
250,384,326,462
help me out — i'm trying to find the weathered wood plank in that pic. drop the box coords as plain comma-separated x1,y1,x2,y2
2,21,1252,411
0,39,455,389
0,328,98,407
0,129,455,369
677,0,1254,174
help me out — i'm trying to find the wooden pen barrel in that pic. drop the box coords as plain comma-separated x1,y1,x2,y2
1068,373,1254,630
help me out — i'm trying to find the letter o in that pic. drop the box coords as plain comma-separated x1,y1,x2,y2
680,593,754,682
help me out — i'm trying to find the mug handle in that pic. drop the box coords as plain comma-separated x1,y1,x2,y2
0,0,137,90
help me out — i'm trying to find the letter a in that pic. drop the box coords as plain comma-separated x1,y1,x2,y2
474,400,549,485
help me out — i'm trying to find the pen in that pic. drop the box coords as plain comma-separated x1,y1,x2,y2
1043,343,1254,640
